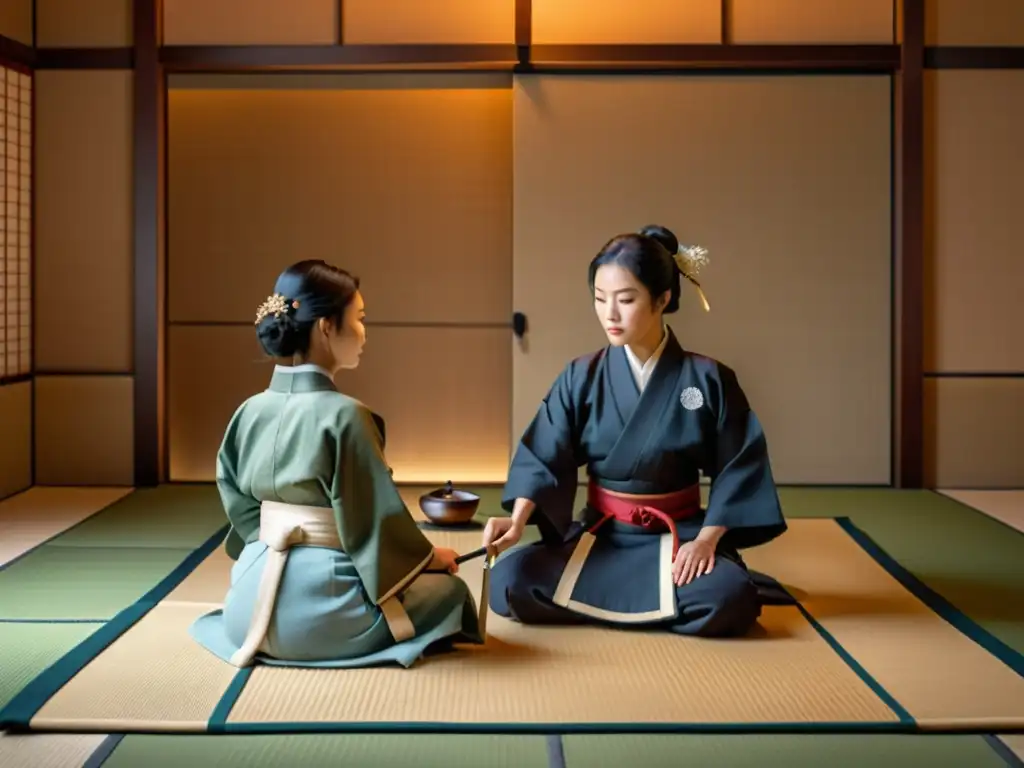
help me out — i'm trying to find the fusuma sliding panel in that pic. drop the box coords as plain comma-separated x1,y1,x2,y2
35,0,133,47
0,66,31,381
730,0,894,44
163,0,337,45
925,378,1024,488
34,376,134,486
924,71,1024,374
35,71,132,373
512,75,892,485
926,0,1024,46
343,0,514,44
167,73,513,484
532,0,721,44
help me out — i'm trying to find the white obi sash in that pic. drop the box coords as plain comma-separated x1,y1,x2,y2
229,500,416,668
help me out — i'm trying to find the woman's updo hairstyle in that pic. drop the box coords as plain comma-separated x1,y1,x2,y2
254,259,360,359
588,224,683,314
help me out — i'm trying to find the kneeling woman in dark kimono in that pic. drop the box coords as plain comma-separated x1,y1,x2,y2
191,260,483,669
483,226,788,638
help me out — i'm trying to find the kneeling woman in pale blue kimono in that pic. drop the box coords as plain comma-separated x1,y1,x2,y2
483,226,788,638
191,260,483,669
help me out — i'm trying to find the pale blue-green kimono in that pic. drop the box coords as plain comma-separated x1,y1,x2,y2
190,364,483,668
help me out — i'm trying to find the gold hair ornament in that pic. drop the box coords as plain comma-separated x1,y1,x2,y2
254,293,300,325
672,245,711,312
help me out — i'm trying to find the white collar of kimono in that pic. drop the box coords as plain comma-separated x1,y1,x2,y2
624,326,669,392
275,363,334,381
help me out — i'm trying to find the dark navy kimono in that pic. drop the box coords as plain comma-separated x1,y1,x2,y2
490,327,789,637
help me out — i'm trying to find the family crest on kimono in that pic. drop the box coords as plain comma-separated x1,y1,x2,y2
190,259,483,669
482,224,790,637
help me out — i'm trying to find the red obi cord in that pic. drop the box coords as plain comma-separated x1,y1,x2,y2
586,480,702,560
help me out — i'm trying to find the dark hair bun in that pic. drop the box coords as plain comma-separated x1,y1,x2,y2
256,313,303,359
640,224,681,314
639,224,680,257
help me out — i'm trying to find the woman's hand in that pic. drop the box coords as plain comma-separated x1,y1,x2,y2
430,547,460,574
672,539,715,586
482,517,526,558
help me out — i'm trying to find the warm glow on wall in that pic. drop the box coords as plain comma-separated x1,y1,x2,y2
532,0,722,44
729,0,894,44
388,461,510,486
163,0,338,45
343,0,514,44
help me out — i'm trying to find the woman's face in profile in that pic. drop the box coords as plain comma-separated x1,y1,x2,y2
324,291,366,370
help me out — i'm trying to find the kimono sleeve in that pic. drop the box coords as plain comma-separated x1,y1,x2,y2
330,405,435,605
215,406,259,561
703,364,787,550
501,362,582,543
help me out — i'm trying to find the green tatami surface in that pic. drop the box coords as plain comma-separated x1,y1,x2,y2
103,733,551,768
0,545,201,620
561,733,1015,768
0,622,105,711
44,485,228,550
100,732,1016,768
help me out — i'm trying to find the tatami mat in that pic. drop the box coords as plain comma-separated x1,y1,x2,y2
0,731,109,768
940,490,1024,535
10,517,1023,735
743,519,1024,730
224,531,897,729
0,545,202,620
96,733,1024,768
560,734,1015,767
20,528,894,732
30,602,242,732
0,487,132,568
777,487,1024,654
44,485,227,550
103,733,549,767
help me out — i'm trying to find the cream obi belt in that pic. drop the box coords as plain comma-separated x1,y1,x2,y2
229,500,416,668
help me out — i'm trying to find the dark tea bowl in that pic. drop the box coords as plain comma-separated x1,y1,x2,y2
419,481,480,526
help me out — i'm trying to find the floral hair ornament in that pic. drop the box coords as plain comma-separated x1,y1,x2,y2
672,245,711,312
254,293,301,325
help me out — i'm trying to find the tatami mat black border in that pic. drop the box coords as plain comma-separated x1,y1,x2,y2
82,734,126,768
984,735,1024,768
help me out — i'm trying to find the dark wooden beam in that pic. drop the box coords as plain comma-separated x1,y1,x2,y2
337,0,344,44
34,370,135,377
0,374,33,386
133,0,164,486
720,0,731,45
157,43,901,73
893,0,925,488
34,48,134,69
527,44,901,71
515,0,531,67
160,44,518,72
924,372,1024,379
0,33,34,68
925,46,1024,69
